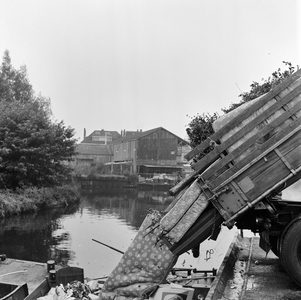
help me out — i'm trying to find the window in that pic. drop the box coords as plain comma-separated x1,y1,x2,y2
92,136,105,141
92,134,112,144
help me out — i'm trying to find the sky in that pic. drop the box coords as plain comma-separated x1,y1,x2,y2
0,0,300,142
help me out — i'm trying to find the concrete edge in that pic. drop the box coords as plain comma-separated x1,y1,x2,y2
204,232,243,300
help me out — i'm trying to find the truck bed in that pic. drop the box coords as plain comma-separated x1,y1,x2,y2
171,68,301,228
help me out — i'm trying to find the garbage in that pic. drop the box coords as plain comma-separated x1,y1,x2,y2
149,284,194,300
38,280,100,300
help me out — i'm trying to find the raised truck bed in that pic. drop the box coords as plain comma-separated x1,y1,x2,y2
165,68,301,286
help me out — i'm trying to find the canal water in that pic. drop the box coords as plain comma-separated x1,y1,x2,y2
0,187,238,279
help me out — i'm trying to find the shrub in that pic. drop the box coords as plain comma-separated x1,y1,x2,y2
0,185,80,217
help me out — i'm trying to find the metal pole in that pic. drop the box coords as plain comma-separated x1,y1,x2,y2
92,239,124,254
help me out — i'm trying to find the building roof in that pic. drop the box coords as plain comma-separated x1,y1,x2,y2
76,143,113,155
121,130,143,138
113,127,189,144
80,130,122,144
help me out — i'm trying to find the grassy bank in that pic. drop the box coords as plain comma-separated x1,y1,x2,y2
0,184,81,217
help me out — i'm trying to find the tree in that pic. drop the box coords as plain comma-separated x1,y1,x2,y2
222,61,296,114
0,50,77,189
186,112,219,161
186,62,298,160
0,50,33,103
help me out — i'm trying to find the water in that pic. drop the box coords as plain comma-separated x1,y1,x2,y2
0,188,237,279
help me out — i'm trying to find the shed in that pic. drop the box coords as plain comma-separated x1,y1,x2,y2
111,127,189,175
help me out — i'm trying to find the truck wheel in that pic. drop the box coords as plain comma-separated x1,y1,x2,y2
280,218,301,286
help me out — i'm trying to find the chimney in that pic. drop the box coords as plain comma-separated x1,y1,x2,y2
84,128,86,139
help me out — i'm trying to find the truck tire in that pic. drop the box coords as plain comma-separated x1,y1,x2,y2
280,218,301,286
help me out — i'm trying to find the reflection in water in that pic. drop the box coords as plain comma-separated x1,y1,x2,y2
0,188,237,278
0,189,176,278
0,204,78,264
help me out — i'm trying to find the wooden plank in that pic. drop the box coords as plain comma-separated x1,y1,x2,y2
169,171,197,196
287,143,301,169
201,99,301,181
170,97,301,196
185,68,301,161
192,84,301,173
230,134,297,185
210,126,301,193
274,148,297,175
223,163,301,226
208,119,301,191
244,156,291,200
169,109,299,195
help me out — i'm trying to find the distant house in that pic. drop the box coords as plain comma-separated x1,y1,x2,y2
108,127,189,176
76,129,121,165
75,127,190,175
82,129,121,145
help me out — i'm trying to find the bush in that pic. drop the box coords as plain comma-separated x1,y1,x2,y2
0,185,80,217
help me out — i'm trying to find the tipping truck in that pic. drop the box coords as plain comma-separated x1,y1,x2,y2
167,67,301,287
100,68,301,300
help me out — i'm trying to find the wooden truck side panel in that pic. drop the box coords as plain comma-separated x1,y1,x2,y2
181,68,301,226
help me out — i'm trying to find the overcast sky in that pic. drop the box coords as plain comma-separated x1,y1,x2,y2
0,0,300,141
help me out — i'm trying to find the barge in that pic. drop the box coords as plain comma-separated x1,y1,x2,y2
0,258,48,295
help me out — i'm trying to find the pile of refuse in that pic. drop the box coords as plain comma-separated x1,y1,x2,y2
38,280,100,300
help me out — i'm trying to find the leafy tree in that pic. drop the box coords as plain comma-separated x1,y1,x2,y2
186,112,220,149
0,50,77,189
222,61,296,114
186,62,297,160
0,50,33,103
186,112,220,161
